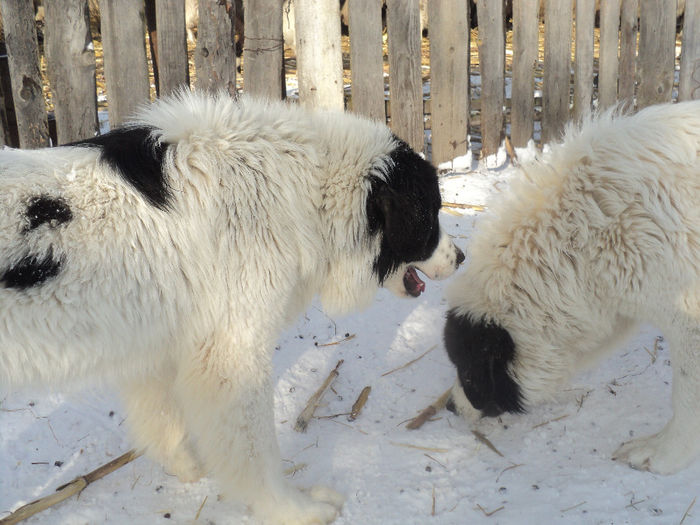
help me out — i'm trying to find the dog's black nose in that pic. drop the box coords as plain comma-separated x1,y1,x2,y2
455,246,466,267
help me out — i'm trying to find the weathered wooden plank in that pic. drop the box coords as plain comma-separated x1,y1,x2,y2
0,0,49,147
0,77,7,146
542,0,572,144
99,0,151,127
511,0,539,148
0,56,15,146
44,0,98,144
244,0,284,99
679,0,700,101
195,0,237,95
475,0,504,160
295,0,343,109
573,0,595,120
156,0,189,97
618,0,638,104
428,0,469,164
386,0,423,152
348,0,385,121
476,0,506,158
637,0,676,108
597,0,621,109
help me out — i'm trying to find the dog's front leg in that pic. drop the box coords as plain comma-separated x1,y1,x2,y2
121,371,204,483
175,332,343,524
613,311,700,474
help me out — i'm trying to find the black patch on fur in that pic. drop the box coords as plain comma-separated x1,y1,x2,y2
26,196,73,230
444,309,524,417
1,250,63,289
367,138,442,283
70,126,170,209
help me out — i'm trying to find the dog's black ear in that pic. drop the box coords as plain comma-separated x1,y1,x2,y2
371,184,430,255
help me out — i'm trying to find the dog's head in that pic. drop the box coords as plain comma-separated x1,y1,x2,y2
366,139,464,298
443,309,524,418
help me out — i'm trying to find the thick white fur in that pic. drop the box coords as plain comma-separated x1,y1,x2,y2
448,100,700,474
0,91,458,524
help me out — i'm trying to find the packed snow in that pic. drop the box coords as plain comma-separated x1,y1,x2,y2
2,151,699,525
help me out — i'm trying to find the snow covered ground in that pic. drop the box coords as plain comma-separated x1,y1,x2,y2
2,153,699,525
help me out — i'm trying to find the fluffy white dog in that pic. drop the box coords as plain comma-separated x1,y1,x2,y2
444,100,700,475
0,91,463,524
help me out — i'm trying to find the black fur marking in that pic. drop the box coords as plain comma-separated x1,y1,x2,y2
26,196,73,230
70,126,170,209
1,250,63,290
444,309,524,417
367,138,442,283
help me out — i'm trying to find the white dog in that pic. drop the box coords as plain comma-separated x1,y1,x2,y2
444,100,700,475
0,90,463,524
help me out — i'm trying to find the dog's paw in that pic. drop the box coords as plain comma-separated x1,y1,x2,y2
612,432,690,475
163,447,204,483
307,485,345,508
447,380,481,422
256,485,343,525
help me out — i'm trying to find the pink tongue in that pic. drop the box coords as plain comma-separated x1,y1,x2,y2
403,267,426,297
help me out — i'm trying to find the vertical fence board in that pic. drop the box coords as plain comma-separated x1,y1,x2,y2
0,58,15,146
349,0,385,121
618,0,638,104
0,82,6,145
511,0,539,148
542,0,572,143
597,0,621,109
386,0,423,152
429,0,469,165
0,0,49,147
295,0,343,109
195,0,237,95
573,0,594,120
680,0,700,100
244,0,284,99
637,0,676,108
44,0,98,144
156,0,189,97
99,0,150,128
475,0,504,159
0,74,7,145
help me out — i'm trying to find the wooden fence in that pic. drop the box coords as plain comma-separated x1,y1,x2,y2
0,0,698,166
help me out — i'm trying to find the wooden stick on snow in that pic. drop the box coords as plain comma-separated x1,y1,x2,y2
406,387,452,430
347,386,371,422
0,449,142,525
294,359,344,432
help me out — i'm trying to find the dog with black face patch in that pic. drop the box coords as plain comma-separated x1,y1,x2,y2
444,100,700,476
0,90,463,524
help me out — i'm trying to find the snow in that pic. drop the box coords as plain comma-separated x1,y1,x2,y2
2,155,699,525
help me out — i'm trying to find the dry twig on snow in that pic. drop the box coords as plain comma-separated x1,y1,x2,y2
316,334,356,347
471,430,504,457
680,496,697,525
406,387,452,430
381,345,436,377
347,386,371,422
475,503,504,517
441,202,486,212
389,442,449,453
0,449,142,525
531,414,569,429
294,360,344,432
